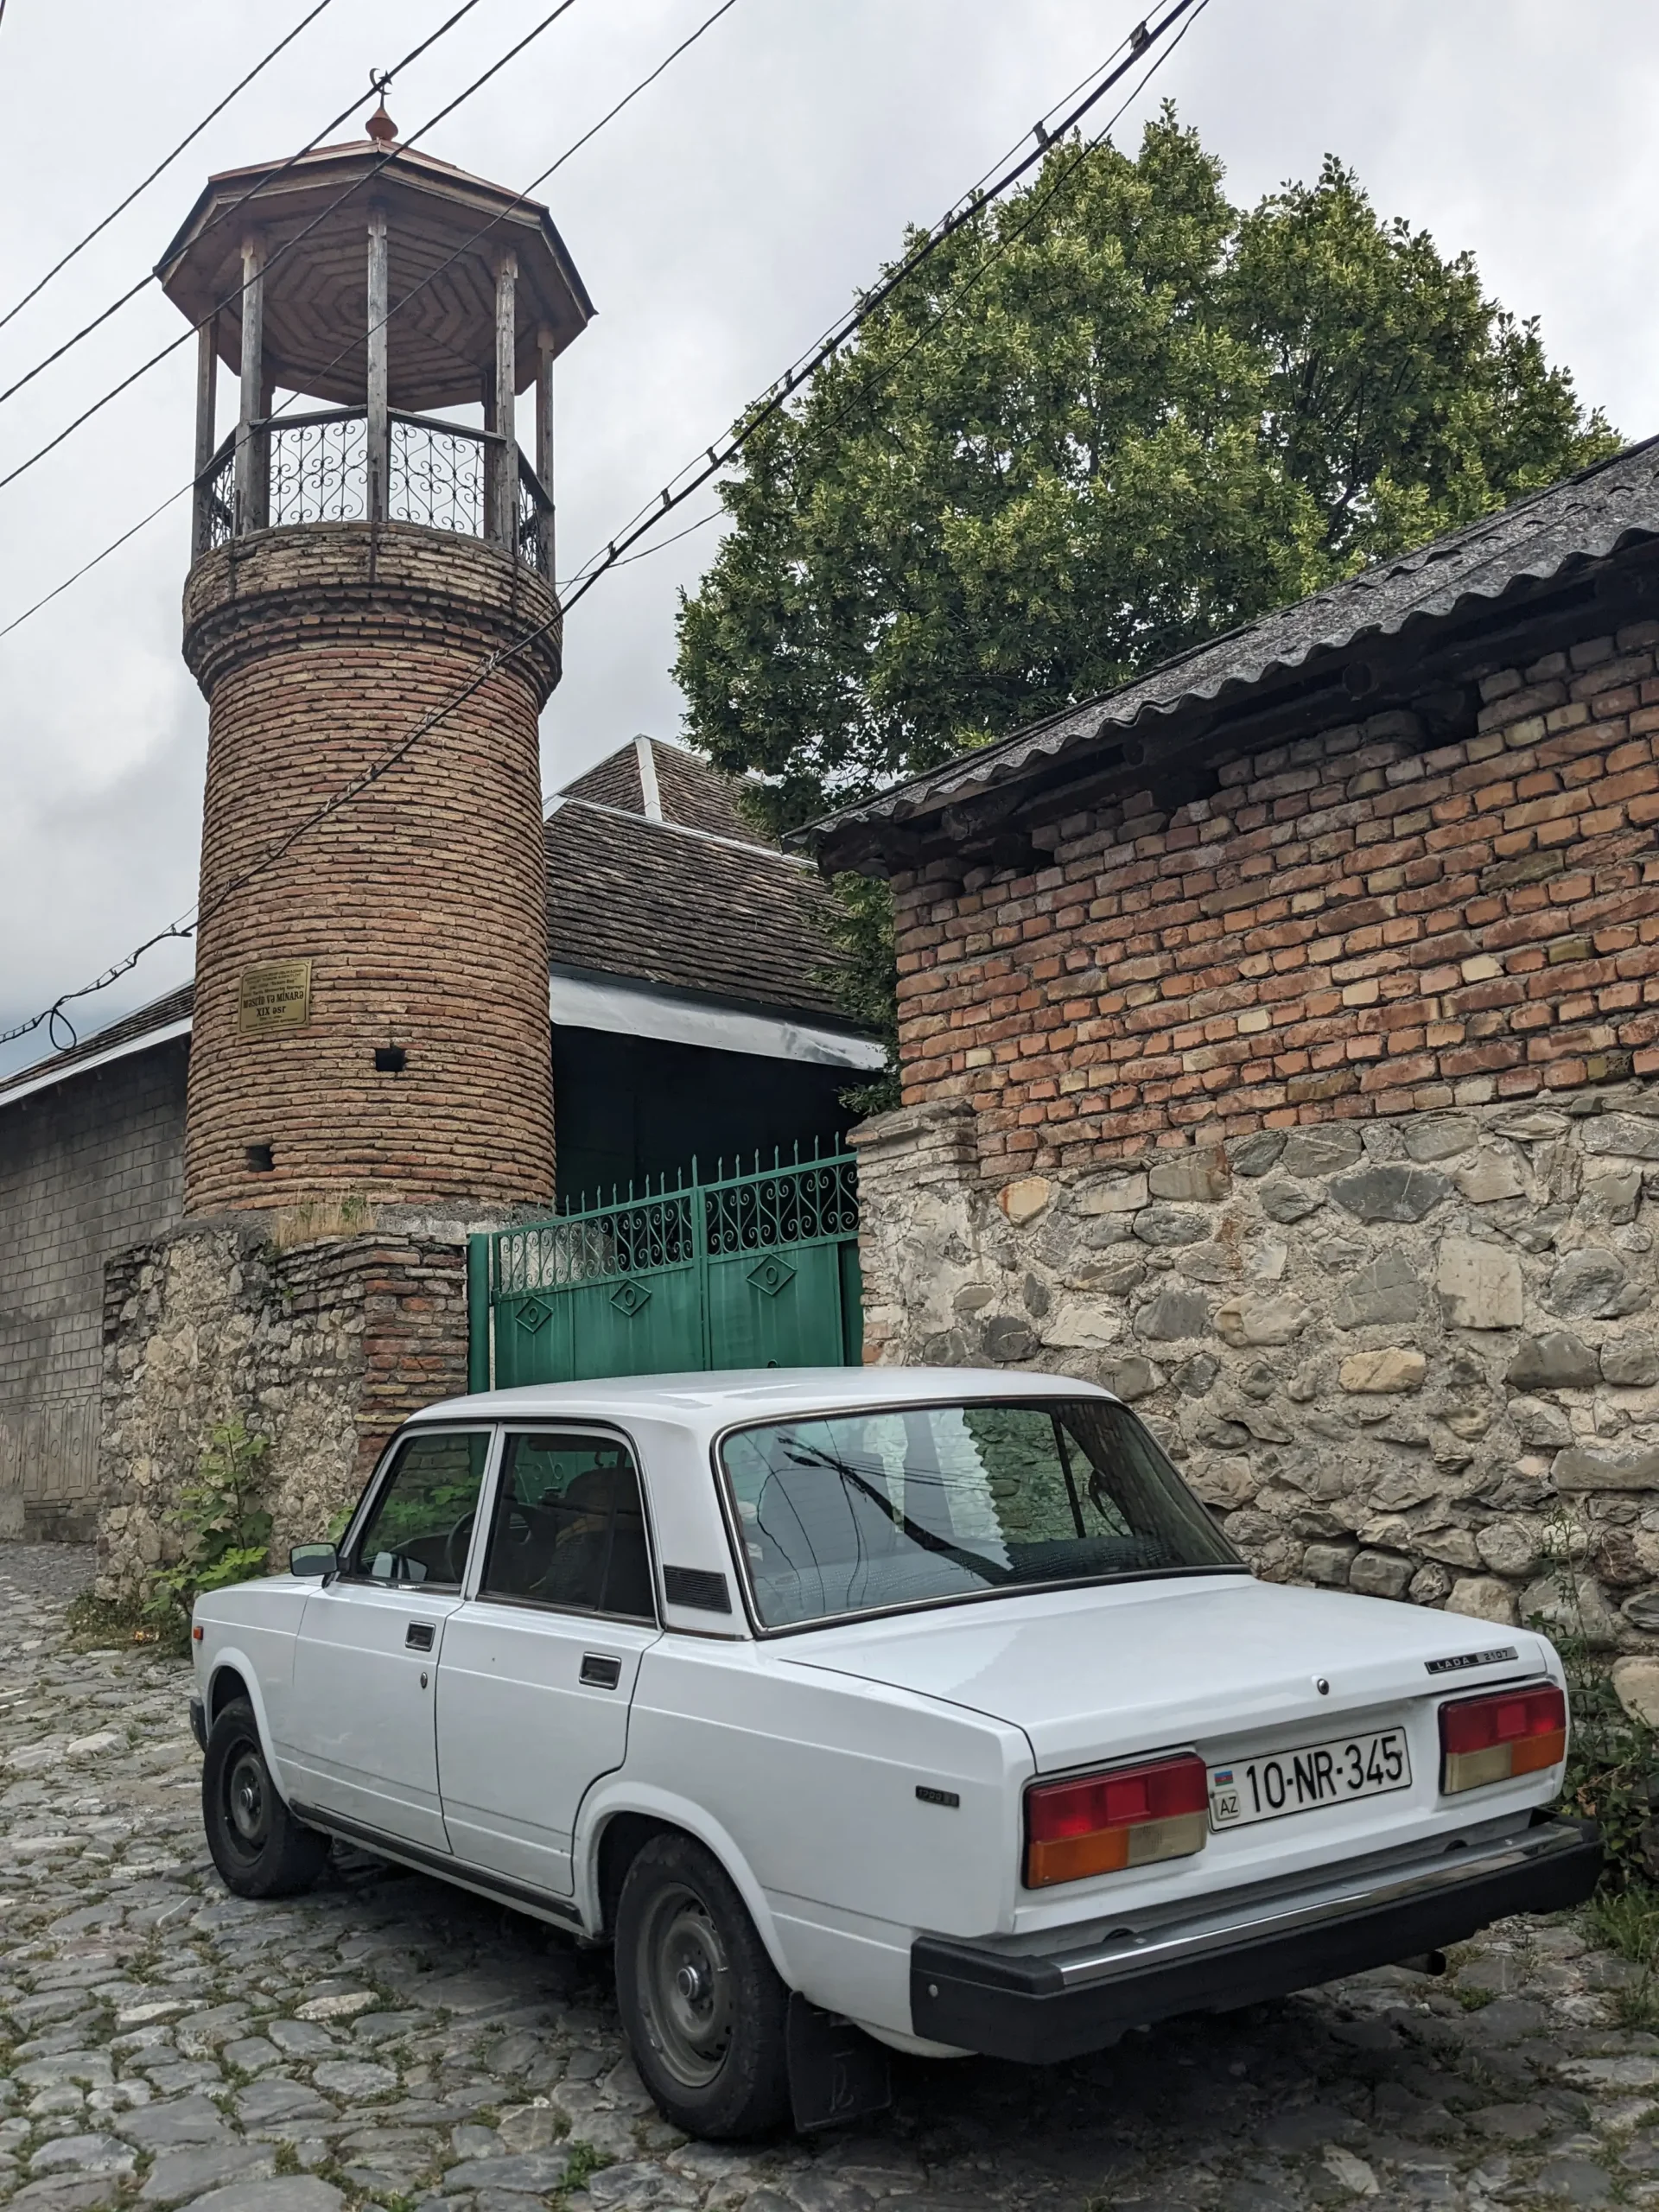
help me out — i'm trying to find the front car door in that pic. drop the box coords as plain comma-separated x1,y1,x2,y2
436,1427,660,1896
284,1425,493,1853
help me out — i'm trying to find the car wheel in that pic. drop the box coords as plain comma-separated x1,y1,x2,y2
614,1832,791,2139
201,1697,329,1899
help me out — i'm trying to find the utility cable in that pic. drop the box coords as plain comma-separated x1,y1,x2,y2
0,0,337,342
0,0,1207,1054
556,0,1206,609
258,0,739,444
0,0,501,436
0,0,736,645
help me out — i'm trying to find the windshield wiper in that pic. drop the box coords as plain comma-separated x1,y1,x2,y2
777,1439,1014,1586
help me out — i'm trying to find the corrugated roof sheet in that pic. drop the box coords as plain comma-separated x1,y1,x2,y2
811,433,1659,840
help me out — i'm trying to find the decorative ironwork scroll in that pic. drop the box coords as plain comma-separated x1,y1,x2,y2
389,415,489,538
268,413,368,525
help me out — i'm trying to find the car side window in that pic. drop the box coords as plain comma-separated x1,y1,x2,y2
348,1430,492,1591
480,1433,655,1622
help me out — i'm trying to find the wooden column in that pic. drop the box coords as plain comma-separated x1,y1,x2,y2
365,206,390,524
493,252,518,556
233,233,266,536
535,331,555,582
191,315,219,562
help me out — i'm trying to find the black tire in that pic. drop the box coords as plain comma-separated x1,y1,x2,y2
613,1831,791,2139
202,1697,329,1899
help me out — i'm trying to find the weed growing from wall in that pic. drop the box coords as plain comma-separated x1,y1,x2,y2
143,1418,273,1654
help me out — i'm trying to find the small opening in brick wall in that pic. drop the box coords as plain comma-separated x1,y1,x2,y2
245,1143,275,1173
373,1046,408,1074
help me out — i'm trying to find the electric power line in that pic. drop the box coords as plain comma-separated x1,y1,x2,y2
0,0,1208,1056
556,0,1207,608
0,0,497,430
0,0,737,646
0,0,338,343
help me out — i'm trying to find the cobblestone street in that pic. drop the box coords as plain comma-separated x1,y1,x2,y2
3,1546,1659,2212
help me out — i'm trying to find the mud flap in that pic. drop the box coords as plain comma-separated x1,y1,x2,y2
785,1994,891,2131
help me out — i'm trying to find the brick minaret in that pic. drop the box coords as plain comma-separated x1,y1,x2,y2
158,108,592,1212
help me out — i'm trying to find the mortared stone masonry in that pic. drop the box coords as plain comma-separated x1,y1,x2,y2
849,598,1659,1645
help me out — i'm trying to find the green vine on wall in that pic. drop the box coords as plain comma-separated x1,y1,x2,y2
143,1419,274,1654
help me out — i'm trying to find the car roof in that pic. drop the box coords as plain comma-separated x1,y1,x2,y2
408,1365,1111,1433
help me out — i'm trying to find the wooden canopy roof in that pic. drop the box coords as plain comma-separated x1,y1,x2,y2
156,137,595,410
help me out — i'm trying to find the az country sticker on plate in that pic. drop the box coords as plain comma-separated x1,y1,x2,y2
1209,1729,1411,1829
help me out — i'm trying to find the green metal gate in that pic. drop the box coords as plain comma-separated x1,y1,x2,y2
467,1149,861,1390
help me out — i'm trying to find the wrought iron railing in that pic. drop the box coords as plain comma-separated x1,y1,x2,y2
391,414,491,538
197,406,550,574
269,411,368,525
495,1191,697,1295
491,1147,861,1297
518,453,552,571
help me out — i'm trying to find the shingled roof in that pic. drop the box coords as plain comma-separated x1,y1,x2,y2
0,743,855,1105
545,739,850,1022
810,434,1659,868
0,982,194,1104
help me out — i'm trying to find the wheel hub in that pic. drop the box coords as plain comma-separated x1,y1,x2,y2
226,1747,270,1847
639,1884,733,2089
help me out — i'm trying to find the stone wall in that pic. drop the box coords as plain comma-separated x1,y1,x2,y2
0,1040,188,1541
858,613,1659,1639
97,1220,469,1599
853,1081,1659,1643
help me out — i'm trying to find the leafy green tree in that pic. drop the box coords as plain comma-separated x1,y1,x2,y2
677,115,1614,1105
681,113,1612,830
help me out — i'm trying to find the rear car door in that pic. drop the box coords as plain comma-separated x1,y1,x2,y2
436,1427,660,1896
285,1426,493,1853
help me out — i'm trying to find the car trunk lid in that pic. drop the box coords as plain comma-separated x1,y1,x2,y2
779,1573,1549,1770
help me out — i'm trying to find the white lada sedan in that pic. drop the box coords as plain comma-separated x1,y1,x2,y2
188,1369,1599,2139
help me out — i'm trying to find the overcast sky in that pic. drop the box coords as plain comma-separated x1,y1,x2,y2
3,0,1658,1076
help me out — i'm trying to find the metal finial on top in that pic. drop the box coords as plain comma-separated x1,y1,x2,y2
366,71,397,144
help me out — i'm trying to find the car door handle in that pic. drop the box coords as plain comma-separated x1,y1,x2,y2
580,1654,622,1689
405,1622,435,1652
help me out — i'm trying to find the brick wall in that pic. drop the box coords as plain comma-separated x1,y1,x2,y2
0,1042,188,1537
857,607,1659,1641
181,524,562,1215
893,621,1659,1175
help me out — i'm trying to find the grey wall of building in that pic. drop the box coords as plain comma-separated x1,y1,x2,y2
0,1041,188,1538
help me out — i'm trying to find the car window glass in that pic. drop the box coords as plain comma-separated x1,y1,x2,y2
721,1399,1237,1628
351,1431,491,1590
480,1433,655,1621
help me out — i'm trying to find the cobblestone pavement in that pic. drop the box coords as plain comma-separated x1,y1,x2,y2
3,1547,1658,2212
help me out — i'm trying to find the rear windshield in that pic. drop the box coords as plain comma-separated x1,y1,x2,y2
719,1399,1241,1629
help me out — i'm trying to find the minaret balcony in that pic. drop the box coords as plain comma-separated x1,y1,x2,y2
195,407,553,577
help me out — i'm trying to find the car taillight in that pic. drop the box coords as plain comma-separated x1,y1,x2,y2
1439,1683,1567,1795
1024,1753,1208,1888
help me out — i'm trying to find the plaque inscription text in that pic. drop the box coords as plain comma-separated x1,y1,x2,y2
238,959,313,1038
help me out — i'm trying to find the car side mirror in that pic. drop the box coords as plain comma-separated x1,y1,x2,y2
289,1543,338,1580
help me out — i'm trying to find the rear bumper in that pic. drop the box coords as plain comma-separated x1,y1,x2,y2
911,1815,1601,2063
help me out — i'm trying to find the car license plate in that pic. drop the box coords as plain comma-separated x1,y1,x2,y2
1208,1728,1411,1829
